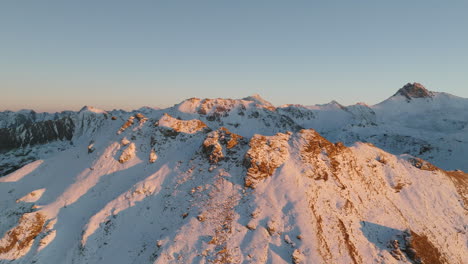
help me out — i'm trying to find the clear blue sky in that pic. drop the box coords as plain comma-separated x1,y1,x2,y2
1,0,467,112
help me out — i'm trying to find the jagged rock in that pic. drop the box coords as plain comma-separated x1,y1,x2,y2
389,239,406,261
202,127,243,164
0,117,74,151
292,249,303,264
87,141,95,153
244,132,291,188
117,116,135,134
118,143,136,163
403,230,448,264
121,138,130,146
197,214,205,222
266,219,278,235
157,113,208,134
394,82,433,100
408,157,438,171
296,129,348,184
149,149,157,163
134,113,148,124
0,212,46,258
203,131,223,164
134,113,145,121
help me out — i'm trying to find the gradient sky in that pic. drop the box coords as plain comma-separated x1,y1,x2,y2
1,1,467,112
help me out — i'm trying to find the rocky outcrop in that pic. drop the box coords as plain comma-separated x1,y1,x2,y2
134,113,148,124
118,143,136,163
117,116,135,134
202,127,243,164
0,212,46,259
297,129,349,182
394,82,434,100
156,113,208,134
149,149,157,163
244,132,291,188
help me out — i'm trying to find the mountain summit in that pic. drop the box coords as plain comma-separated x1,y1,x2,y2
393,82,434,100
242,94,274,107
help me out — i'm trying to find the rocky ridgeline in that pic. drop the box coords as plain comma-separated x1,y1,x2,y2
393,82,434,100
0,117,74,151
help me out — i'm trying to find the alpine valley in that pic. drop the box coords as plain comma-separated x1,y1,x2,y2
0,83,467,264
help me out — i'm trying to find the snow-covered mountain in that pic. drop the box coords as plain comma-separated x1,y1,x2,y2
0,83,467,263
279,83,468,172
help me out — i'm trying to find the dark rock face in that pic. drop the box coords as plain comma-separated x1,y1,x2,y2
0,117,75,151
394,83,433,100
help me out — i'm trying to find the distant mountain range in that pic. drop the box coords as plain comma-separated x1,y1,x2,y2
0,83,466,263
2,82,467,174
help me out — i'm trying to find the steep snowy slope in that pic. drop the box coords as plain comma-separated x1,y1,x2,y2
0,104,466,264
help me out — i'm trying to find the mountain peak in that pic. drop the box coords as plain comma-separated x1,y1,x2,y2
394,82,434,100
79,106,107,114
242,94,273,106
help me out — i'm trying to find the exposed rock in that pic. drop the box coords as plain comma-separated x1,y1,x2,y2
244,132,291,188
292,249,303,264
121,138,130,146
149,149,157,163
194,98,239,116
297,129,348,183
0,212,46,259
118,143,136,163
0,117,74,151
197,214,205,222
87,142,95,153
394,82,433,100
246,221,256,230
134,113,148,124
403,230,447,264
202,127,243,164
157,113,208,134
266,219,278,235
203,132,223,164
408,157,438,171
117,116,135,134
134,113,145,121
388,239,406,261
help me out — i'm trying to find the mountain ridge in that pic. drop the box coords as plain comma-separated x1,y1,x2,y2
0,105,466,263
1,83,468,173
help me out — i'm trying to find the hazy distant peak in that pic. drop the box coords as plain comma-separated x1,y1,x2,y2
314,100,345,109
79,106,107,114
16,109,37,115
393,82,434,100
242,94,273,106
328,100,342,106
